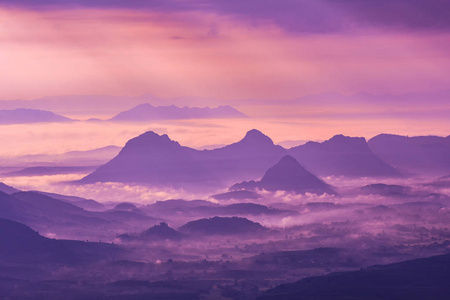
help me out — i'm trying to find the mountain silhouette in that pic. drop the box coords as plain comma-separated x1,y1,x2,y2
211,190,262,201
289,134,400,177
119,222,184,242
0,108,74,125
0,218,121,265
368,134,450,175
0,191,160,239
34,191,105,211
79,131,216,187
179,216,266,236
0,182,20,194
3,145,121,168
199,129,288,182
231,155,336,195
109,103,246,121
79,129,287,187
258,253,450,300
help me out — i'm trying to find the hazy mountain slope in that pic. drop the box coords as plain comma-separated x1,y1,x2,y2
109,103,247,121
368,134,450,175
0,218,121,265
289,134,400,177
79,131,216,187
0,108,74,124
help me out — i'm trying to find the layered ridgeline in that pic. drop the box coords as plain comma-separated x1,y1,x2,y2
289,134,400,177
0,190,160,239
0,218,121,265
79,130,408,189
79,129,287,188
109,103,247,121
231,155,336,195
368,134,450,176
0,108,74,125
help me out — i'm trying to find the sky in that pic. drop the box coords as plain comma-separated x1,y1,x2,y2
0,0,449,157
1,0,450,100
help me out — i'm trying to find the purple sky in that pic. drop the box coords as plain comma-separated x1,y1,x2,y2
0,0,448,152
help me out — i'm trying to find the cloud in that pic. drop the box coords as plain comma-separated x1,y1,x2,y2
2,0,449,33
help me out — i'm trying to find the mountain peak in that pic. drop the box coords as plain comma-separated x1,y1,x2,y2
231,155,336,195
240,129,274,146
261,155,315,185
125,131,176,148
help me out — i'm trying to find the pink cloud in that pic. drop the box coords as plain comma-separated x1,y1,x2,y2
0,7,449,101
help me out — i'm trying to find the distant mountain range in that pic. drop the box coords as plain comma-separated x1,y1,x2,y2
368,134,450,176
109,103,247,121
0,108,74,125
0,145,122,168
1,90,448,118
0,103,246,126
4,166,98,177
0,190,160,239
79,129,409,190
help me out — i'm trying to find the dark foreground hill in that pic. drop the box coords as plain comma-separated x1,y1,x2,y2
258,253,450,300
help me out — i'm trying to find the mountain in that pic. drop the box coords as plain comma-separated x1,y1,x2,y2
355,183,412,197
368,134,450,175
119,222,184,242
211,190,262,201
200,129,288,181
4,166,97,177
0,108,74,125
289,134,400,177
79,129,287,188
0,145,121,168
231,155,336,195
109,103,247,121
178,216,267,236
0,218,121,265
214,203,289,216
36,191,106,211
0,182,20,194
79,131,216,187
258,253,450,300
0,191,159,239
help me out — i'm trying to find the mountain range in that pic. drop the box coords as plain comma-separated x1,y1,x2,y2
109,103,247,121
368,134,450,175
0,108,74,125
0,189,160,239
79,129,408,190
290,134,400,177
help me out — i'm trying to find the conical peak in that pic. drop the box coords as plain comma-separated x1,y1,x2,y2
262,155,306,179
277,155,300,166
241,129,274,145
